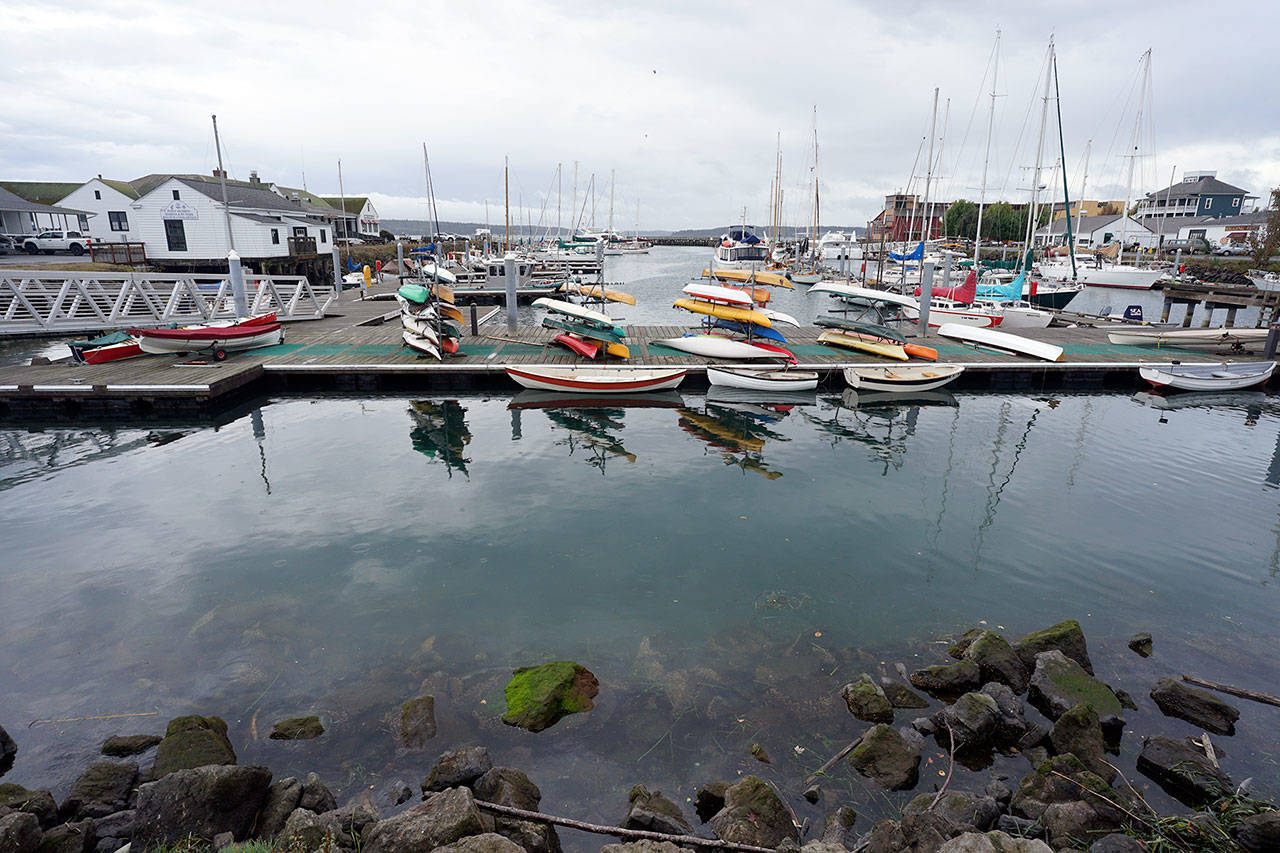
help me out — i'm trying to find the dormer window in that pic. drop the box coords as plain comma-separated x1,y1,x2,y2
173,189,180,200
94,190,101,200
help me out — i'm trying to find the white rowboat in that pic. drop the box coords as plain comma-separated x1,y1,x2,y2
937,324,1066,362
1139,361,1275,391
505,366,686,393
1107,327,1268,347
707,367,819,391
681,282,755,307
844,364,964,393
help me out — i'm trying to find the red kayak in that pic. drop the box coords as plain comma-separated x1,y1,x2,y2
746,341,797,364
552,333,598,359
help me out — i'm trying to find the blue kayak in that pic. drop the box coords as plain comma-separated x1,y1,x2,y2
712,319,787,343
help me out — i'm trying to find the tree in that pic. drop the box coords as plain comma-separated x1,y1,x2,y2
1247,188,1280,267
983,203,1020,241
944,200,978,238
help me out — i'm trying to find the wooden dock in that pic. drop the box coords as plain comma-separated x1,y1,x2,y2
1,284,1274,418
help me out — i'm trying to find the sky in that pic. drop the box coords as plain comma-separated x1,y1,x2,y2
3,0,1278,231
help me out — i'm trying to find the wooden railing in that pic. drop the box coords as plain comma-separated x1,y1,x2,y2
89,241,148,264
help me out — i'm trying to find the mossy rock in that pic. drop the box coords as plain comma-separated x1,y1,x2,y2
270,715,324,740
400,695,438,747
948,628,985,659
1028,651,1122,730
101,734,162,757
151,715,235,777
708,775,798,847
1014,619,1092,673
501,661,599,732
841,674,894,723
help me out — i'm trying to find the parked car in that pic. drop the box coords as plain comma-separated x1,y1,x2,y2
1161,237,1211,255
1214,242,1250,256
18,230,91,255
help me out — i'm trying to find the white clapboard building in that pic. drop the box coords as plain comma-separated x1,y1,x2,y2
56,177,142,244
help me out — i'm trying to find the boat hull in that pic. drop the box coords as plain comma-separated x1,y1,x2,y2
551,333,598,359
401,330,441,359
672,298,771,327
134,324,283,355
1038,263,1164,289
1139,362,1275,391
653,335,787,360
707,367,819,391
844,364,964,392
682,282,755,307
505,366,686,393
817,331,908,361
1107,328,1268,347
936,323,1065,362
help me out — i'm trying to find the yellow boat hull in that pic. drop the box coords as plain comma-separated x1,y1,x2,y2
818,331,908,361
562,282,637,305
438,303,466,324
431,283,455,304
601,341,630,359
673,298,771,328
701,268,795,290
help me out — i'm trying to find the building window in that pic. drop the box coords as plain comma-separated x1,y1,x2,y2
271,228,279,244
172,189,180,200
164,219,187,251
320,229,327,243
1205,198,1212,209
108,211,128,231
94,190,101,200
77,214,89,230
1233,198,1240,207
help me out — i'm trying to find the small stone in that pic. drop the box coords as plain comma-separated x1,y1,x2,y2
1136,735,1232,806
842,675,895,723
151,715,236,778
749,743,771,763
1236,809,1280,852
270,716,324,740
909,660,981,698
1048,704,1114,783
948,628,985,659
0,812,41,853
213,831,235,850
299,772,336,813
880,679,931,709
422,746,493,793
473,767,540,811
802,784,821,804
821,806,856,845
61,761,139,819
101,735,162,758
0,784,58,827
29,817,94,852
1127,633,1152,657
964,632,1030,693
1149,677,1239,735
1088,833,1147,852
623,786,694,837
942,692,1000,752
400,696,437,748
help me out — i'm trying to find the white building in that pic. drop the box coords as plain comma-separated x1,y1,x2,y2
321,196,380,239
56,178,141,244
1034,214,1158,249
127,174,332,262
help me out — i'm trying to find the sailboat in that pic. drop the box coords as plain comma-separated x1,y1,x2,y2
790,108,825,285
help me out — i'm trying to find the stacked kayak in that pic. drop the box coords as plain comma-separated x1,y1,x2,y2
533,297,630,359
399,282,461,359
666,282,796,362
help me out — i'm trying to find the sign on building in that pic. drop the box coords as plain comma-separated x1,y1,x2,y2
161,201,199,220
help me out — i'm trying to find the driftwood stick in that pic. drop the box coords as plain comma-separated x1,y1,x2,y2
802,732,865,789
927,715,957,810
474,800,776,853
1182,675,1280,708
28,711,158,727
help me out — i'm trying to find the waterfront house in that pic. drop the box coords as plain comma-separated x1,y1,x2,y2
0,182,93,236
55,177,142,244
321,196,381,240
867,194,946,243
1135,171,1254,220
1034,214,1158,249
1049,199,1123,221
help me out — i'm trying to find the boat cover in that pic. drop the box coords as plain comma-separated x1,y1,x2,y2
889,242,924,261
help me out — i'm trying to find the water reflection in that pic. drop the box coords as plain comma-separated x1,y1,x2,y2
408,400,472,476
507,391,683,473
677,395,800,480
801,389,958,473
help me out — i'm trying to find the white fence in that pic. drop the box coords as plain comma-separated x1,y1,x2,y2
0,271,337,334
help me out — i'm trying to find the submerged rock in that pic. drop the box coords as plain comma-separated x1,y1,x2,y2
1149,677,1239,735
0,725,16,778
948,629,985,659
101,735,162,758
1127,633,1153,657
910,660,981,698
1014,619,1093,673
821,806,857,846
270,716,325,740
400,695,437,747
364,787,485,853
842,675,894,723
423,747,493,793
964,632,1030,694
1048,704,1114,783
133,764,272,844
848,724,922,790
1027,651,1123,730
151,715,236,778
61,761,138,819
708,776,797,847
1136,735,1232,805
624,786,694,837
942,692,1000,753
881,679,930,709
501,661,599,732
0,784,58,827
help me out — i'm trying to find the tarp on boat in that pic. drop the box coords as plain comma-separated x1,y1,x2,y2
889,242,924,261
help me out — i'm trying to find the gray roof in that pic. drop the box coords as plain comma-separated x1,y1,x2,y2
1144,176,1248,200
0,184,92,215
1037,214,1126,235
232,212,285,225
1138,215,1204,234
175,177,309,215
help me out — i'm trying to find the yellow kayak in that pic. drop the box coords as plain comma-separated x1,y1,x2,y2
561,282,637,305
601,341,630,359
672,298,771,328
701,268,795,290
431,283,455,304
818,330,908,361
438,303,466,324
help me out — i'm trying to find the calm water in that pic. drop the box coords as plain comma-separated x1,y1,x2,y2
2,386,1280,845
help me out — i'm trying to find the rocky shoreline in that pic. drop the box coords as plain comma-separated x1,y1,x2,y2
2,620,1278,853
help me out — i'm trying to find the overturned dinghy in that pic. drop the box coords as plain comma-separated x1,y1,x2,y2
936,323,1065,363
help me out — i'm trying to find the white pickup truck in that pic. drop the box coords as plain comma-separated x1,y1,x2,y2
17,230,91,255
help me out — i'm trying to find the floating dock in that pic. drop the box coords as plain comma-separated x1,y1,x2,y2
0,284,1273,418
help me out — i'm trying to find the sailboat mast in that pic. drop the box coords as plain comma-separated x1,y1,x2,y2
608,169,615,236
1075,139,1092,250
812,106,820,259
1052,50,1077,280
557,162,562,239
1021,40,1054,272
211,114,235,251
1118,49,1152,261
973,29,1000,270
504,156,510,253
571,161,579,236
919,88,939,283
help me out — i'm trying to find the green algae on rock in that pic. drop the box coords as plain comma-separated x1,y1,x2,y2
270,715,325,740
501,661,599,732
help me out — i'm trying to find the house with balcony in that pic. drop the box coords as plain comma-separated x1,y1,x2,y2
321,196,381,240
1135,171,1254,220
0,182,94,236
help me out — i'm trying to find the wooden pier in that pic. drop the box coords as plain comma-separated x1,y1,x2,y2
0,283,1274,418
1160,283,1280,328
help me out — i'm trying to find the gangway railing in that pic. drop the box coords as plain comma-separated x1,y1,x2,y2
0,270,337,335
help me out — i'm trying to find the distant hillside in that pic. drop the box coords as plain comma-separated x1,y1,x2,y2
382,218,863,240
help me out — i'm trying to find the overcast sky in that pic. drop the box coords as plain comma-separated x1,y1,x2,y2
3,0,1278,230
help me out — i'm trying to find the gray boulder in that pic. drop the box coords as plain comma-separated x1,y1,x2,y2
29,817,94,852
948,629,985,659
942,692,1000,752
474,767,540,810
363,787,485,853
963,632,1029,694
1236,809,1280,852
979,683,1030,743
1048,704,1115,783
1013,619,1093,673
1136,735,1232,805
422,746,493,793
1041,800,1119,849
821,806,857,847
600,843,694,853
1149,678,1239,736
842,675,894,724
491,815,559,853
1088,833,1147,852
91,808,137,840
939,831,1053,852
881,679,931,709
863,818,905,853
400,695,437,748
0,784,58,827
270,715,324,740
436,833,526,853
101,735,161,758
708,776,798,847
1010,755,1125,823
132,764,272,844
0,812,41,853
905,791,1001,832
276,808,334,852
623,786,693,836
900,809,961,852
910,660,981,698
1027,651,1123,731
61,761,138,819
848,724,921,791
0,725,16,778
151,715,236,778
1127,633,1152,658
300,772,337,813
318,801,381,847
257,776,302,839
